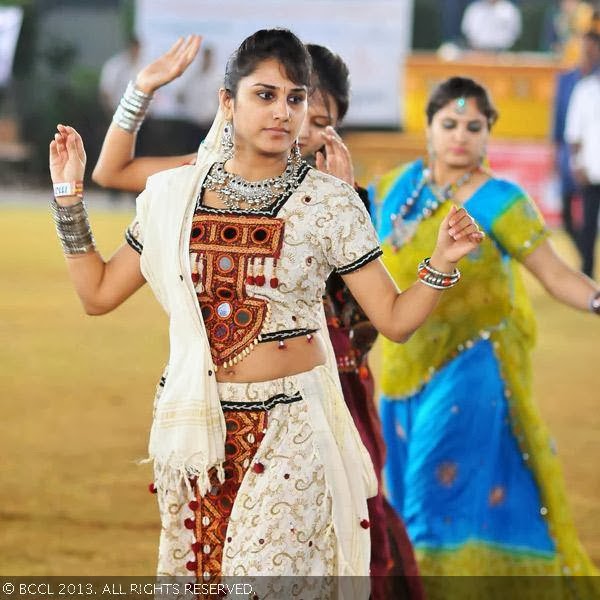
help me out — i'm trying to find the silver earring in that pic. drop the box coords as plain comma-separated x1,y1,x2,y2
479,145,487,167
221,121,234,160
292,140,302,162
427,138,436,163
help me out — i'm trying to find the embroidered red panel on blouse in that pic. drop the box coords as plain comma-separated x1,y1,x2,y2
189,213,284,367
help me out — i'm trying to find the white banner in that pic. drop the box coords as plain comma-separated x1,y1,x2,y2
135,0,412,126
0,6,23,87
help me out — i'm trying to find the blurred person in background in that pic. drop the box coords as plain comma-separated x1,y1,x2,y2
461,0,522,51
92,34,424,600
371,77,599,591
0,5,24,98
440,0,472,44
542,0,597,60
99,36,142,116
565,33,600,278
552,30,600,248
177,44,221,142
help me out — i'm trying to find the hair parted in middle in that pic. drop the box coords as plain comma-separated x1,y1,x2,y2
426,76,499,129
224,28,312,96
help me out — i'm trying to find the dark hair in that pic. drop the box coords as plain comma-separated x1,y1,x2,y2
224,29,311,96
426,77,498,128
582,30,600,48
306,44,350,121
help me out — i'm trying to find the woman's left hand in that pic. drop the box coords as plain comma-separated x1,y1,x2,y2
315,126,355,186
431,204,484,270
49,124,86,186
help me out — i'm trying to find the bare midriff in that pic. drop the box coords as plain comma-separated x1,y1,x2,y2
214,331,327,383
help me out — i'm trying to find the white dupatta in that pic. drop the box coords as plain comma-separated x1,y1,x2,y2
140,110,229,497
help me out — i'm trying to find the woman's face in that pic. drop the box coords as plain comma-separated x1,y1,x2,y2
427,97,489,169
220,58,308,158
298,89,339,158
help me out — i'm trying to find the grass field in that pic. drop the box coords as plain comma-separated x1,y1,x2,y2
1,205,598,575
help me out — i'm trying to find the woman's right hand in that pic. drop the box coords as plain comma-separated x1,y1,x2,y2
431,204,484,271
49,125,86,202
315,126,355,186
135,34,202,95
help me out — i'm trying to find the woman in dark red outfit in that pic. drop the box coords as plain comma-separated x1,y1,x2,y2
302,47,422,599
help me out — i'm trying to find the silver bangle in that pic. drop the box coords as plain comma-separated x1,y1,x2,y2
417,257,461,290
112,81,153,133
50,198,96,254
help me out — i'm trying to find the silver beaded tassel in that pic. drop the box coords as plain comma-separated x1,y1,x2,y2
50,199,96,254
112,81,153,134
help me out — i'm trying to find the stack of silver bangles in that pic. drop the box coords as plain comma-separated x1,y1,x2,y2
112,81,153,133
50,199,96,255
418,257,461,289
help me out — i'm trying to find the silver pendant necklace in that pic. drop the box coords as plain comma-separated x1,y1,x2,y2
390,166,479,249
202,154,304,211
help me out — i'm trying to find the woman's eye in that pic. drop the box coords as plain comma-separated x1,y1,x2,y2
312,120,329,129
289,95,306,105
467,121,483,133
441,119,457,130
257,91,274,100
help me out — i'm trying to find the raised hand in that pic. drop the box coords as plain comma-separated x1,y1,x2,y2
315,126,355,186
135,34,202,95
49,125,86,184
432,204,484,267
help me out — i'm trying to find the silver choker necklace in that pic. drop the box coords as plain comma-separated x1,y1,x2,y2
202,155,304,211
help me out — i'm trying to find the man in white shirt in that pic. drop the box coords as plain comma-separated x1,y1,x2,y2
565,36,600,277
99,37,141,112
176,46,221,137
461,0,522,51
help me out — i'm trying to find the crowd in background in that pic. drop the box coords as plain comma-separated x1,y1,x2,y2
0,0,599,267
91,0,600,275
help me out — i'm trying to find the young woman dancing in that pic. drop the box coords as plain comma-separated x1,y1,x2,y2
90,34,423,598
373,76,599,597
49,31,483,588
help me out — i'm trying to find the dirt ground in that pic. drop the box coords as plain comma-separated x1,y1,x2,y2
1,205,598,575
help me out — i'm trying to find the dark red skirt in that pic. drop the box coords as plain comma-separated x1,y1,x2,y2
329,324,424,600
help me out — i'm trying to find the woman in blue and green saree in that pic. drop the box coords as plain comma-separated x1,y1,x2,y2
372,77,599,597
